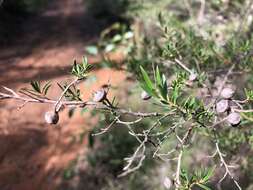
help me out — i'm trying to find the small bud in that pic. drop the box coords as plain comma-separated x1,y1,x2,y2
221,87,235,99
44,111,59,125
93,89,107,102
188,72,198,81
141,91,151,100
227,112,241,126
216,99,229,113
163,177,172,189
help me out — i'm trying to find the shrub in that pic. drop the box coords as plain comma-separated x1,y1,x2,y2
1,0,253,189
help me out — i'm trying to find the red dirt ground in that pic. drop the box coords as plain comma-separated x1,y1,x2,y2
0,1,126,190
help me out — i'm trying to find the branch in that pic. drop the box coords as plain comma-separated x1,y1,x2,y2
54,78,79,112
118,134,148,177
174,58,192,74
0,87,163,118
175,150,183,189
215,142,242,190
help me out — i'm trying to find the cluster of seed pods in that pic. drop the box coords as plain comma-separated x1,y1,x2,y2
44,88,108,125
140,77,241,127
215,87,241,126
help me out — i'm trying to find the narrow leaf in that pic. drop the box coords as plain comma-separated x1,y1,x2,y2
197,183,211,190
155,66,162,86
140,66,155,91
30,81,41,93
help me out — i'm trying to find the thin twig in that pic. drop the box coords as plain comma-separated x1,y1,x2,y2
215,142,242,190
197,0,205,24
175,150,183,189
54,78,79,112
174,59,192,74
92,117,119,136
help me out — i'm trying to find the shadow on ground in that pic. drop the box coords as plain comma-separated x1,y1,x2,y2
0,0,115,87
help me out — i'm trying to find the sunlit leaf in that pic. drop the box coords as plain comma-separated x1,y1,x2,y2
85,46,98,55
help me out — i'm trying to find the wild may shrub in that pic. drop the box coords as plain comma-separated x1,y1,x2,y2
1,1,253,190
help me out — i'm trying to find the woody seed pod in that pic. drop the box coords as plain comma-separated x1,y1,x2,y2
93,89,107,102
188,72,198,81
163,177,172,189
221,87,235,99
44,111,59,125
216,99,229,113
227,112,241,126
141,91,151,100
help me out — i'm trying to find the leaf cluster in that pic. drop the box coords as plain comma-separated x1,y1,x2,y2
20,80,51,96
180,168,214,190
71,57,93,79
139,66,213,125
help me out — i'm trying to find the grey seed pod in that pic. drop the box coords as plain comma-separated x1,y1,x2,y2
163,177,172,189
221,87,235,99
141,91,151,100
188,72,198,81
44,111,59,125
93,89,107,102
216,99,229,113
227,112,241,126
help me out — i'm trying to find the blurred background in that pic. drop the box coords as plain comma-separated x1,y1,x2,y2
0,0,253,190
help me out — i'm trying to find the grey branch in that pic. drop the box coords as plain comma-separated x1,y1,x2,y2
0,86,163,118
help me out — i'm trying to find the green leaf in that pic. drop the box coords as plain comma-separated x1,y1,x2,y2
82,56,88,67
85,46,98,55
71,58,92,79
105,44,115,52
123,31,133,39
42,81,51,95
202,167,214,182
140,66,155,91
57,83,64,91
180,169,189,184
30,81,41,93
171,86,179,103
161,74,168,100
155,66,162,87
245,88,253,101
112,34,122,42
197,183,211,190
140,82,154,96
72,60,78,74
80,107,88,115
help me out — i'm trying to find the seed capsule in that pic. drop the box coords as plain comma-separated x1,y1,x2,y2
216,99,229,113
188,72,198,81
227,112,241,126
141,91,151,100
221,87,235,99
93,89,107,102
163,177,172,189
44,111,59,125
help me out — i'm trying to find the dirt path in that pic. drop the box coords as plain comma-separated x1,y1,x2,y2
0,1,126,190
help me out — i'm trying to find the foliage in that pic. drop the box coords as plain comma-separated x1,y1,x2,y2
71,57,93,80
179,168,214,190
85,23,134,57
